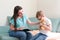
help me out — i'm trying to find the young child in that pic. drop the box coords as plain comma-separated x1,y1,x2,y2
30,10,52,40
36,10,52,31
35,10,60,40
30,10,60,40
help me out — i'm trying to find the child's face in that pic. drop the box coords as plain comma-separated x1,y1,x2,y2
37,11,45,20
37,13,44,20
37,15,42,20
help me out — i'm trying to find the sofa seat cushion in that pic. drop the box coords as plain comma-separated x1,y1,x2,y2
0,26,18,40
1,36,18,40
0,34,18,40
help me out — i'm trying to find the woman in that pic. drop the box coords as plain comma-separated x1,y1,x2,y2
30,10,60,40
9,6,39,40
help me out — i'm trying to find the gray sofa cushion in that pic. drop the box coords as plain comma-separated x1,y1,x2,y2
1,36,18,40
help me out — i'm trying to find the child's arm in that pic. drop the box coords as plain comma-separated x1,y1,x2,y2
40,17,52,31
42,24,52,31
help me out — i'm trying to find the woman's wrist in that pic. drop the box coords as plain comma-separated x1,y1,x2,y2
17,28,23,30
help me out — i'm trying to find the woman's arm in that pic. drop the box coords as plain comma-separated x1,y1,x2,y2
10,24,15,30
10,24,24,30
27,19,39,25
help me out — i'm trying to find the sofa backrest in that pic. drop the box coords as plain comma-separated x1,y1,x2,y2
27,17,39,30
50,18,60,32
0,26,9,34
7,16,39,30
7,16,60,32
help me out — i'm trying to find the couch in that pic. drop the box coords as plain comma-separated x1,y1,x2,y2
0,16,60,40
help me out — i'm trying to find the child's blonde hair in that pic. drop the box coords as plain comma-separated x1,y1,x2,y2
36,11,44,18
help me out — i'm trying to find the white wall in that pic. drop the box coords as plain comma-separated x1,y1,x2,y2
0,0,60,26
37,0,60,18
56,0,60,18
0,0,37,26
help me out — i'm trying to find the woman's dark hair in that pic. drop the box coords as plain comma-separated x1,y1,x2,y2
11,6,22,31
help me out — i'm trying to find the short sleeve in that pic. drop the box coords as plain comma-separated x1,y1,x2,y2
9,15,28,28
47,19,52,25
9,19,14,25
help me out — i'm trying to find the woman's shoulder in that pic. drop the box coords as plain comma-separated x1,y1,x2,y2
10,18,14,21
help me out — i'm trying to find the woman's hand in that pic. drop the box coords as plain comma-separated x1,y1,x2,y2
17,27,24,30
10,24,25,30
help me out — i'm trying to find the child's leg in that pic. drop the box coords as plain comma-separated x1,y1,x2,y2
46,37,56,40
46,32,60,40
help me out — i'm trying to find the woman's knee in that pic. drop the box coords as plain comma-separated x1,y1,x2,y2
9,31,16,37
9,31,27,38
26,32,32,36
16,31,27,37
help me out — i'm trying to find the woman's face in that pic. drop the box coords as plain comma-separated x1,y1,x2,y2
18,9,23,17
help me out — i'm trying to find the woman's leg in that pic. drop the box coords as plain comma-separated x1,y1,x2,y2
9,31,27,40
26,31,33,40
